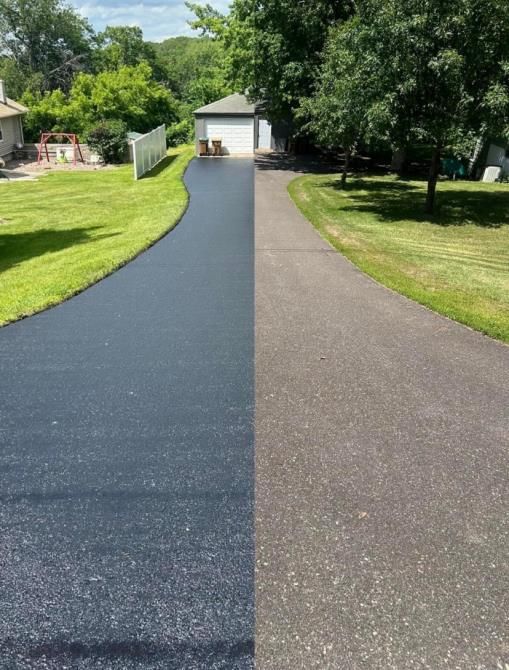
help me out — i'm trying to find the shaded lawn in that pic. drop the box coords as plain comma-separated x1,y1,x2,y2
0,146,194,326
289,174,509,342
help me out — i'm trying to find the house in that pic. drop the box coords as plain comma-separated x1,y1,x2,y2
0,80,28,161
193,93,289,156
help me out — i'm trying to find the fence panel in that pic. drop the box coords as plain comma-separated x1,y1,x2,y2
132,125,166,180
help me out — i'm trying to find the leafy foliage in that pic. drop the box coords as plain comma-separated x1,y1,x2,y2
151,36,231,106
305,0,509,210
87,120,128,163
94,26,158,73
0,0,93,91
299,18,376,185
22,63,179,141
166,118,194,147
0,0,233,158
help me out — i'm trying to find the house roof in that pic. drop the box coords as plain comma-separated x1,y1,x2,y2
0,98,28,119
194,93,256,116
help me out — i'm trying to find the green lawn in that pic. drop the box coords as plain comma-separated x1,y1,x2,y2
289,174,509,343
0,145,194,326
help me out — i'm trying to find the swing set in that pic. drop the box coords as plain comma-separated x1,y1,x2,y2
37,132,84,166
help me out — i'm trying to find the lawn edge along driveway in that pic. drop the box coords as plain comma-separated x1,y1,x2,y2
288,173,509,343
0,145,194,327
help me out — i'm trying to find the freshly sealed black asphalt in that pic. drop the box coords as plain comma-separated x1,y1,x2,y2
0,159,255,668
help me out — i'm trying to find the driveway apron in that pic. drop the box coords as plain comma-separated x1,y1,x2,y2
0,159,255,668
255,159,509,669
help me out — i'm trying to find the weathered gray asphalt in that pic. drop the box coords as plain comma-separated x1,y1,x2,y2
0,159,254,668
255,158,509,669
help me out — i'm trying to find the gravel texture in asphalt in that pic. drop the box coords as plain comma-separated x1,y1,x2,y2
255,155,509,670
0,158,255,669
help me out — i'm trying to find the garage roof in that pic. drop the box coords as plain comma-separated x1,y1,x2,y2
194,93,256,116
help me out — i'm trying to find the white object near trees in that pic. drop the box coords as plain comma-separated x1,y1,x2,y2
482,166,502,183
258,119,272,150
132,125,166,180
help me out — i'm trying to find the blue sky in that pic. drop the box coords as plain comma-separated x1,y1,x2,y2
72,0,230,42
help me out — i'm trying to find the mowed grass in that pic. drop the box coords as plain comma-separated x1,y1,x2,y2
289,174,509,342
0,145,194,326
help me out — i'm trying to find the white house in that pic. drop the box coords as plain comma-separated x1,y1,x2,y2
193,93,289,156
0,80,28,161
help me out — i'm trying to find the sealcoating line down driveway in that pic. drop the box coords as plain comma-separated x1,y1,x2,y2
0,159,255,669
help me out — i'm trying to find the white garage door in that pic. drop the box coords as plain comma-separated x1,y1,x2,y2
205,117,254,155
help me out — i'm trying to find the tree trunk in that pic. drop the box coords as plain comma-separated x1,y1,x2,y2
391,147,407,175
425,145,441,214
341,148,351,187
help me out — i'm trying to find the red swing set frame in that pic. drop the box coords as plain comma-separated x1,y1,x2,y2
37,132,84,166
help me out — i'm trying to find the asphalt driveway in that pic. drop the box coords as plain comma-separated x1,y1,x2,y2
255,157,509,669
0,159,255,669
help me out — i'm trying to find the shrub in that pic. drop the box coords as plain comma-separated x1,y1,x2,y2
166,118,193,147
87,120,128,163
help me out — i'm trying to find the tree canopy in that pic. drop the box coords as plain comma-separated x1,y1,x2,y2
0,0,93,92
303,0,509,210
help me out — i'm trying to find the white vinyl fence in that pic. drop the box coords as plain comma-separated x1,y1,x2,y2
132,125,166,180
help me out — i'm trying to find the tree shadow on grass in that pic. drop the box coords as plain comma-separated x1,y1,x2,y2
319,176,509,228
140,154,178,179
0,226,120,274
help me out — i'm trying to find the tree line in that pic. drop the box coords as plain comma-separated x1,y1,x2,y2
0,0,232,149
193,0,509,212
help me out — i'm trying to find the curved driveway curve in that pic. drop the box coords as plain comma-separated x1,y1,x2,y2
0,159,255,669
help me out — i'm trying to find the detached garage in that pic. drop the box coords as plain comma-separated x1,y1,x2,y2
194,93,288,157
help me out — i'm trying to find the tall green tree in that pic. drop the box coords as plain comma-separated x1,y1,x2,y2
94,26,157,72
364,0,509,212
188,0,354,121
22,62,179,140
309,0,509,212
0,0,94,91
249,0,354,120
151,36,231,106
300,19,374,186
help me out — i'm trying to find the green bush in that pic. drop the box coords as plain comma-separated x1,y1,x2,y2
166,118,193,147
87,120,128,163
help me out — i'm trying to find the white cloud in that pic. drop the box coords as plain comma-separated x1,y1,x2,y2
74,0,231,41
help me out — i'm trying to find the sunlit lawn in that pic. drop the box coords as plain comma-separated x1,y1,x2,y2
289,174,509,342
0,145,194,326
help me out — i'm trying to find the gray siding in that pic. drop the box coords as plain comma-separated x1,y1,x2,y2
0,115,23,159
194,117,206,155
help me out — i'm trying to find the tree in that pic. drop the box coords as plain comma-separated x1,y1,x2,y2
187,0,355,122
69,62,179,133
0,0,94,91
249,0,354,120
87,120,128,163
306,0,509,211
94,26,157,72
22,62,179,140
186,2,227,38
300,19,375,186
151,36,231,106
351,0,509,213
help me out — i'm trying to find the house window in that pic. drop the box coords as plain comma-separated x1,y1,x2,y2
0,121,3,142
